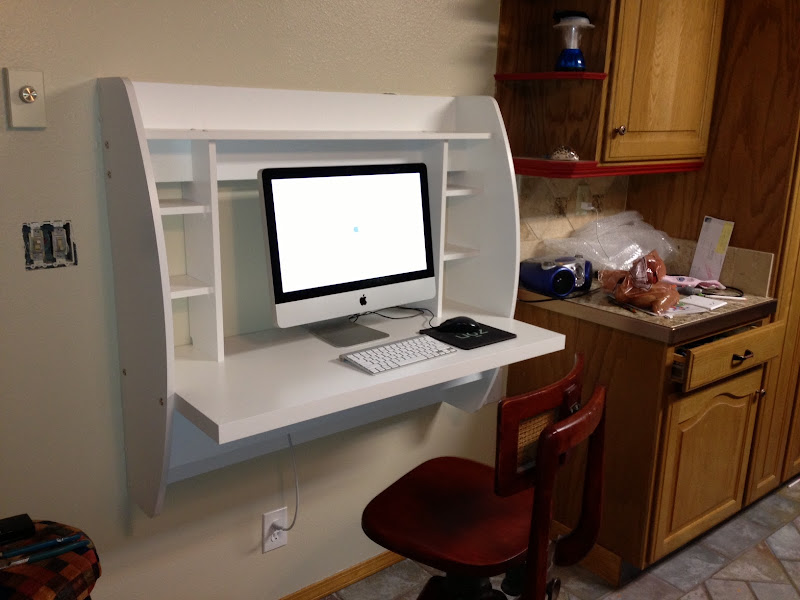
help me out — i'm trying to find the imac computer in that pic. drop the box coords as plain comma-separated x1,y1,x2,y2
259,163,436,347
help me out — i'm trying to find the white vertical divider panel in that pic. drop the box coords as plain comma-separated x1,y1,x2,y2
185,141,224,360
98,78,174,517
444,97,519,318
416,142,448,323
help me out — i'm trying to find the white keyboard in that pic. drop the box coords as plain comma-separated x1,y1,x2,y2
340,335,457,374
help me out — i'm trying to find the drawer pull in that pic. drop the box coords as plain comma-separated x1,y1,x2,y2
732,350,754,365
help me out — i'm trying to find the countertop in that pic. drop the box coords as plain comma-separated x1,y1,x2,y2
517,285,777,345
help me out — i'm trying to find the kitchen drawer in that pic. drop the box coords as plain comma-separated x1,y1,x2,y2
673,321,783,392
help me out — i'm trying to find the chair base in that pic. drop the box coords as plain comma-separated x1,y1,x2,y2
417,575,507,600
500,564,524,596
500,566,562,600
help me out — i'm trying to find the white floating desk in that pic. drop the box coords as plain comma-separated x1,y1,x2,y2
98,77,559,515
174,310,565,444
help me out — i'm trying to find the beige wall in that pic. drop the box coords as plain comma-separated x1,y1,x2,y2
0,2,502,598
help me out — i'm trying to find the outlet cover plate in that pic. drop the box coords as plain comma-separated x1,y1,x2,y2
262,507,288,552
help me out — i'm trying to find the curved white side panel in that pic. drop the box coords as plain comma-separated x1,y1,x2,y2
98,78,174,516
445,96,520,318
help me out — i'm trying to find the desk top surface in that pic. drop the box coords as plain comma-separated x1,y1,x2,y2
173,307,565,443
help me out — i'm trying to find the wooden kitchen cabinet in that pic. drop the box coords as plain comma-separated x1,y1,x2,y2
495,0,725,177
784,386,800,478
778,266,800,481
623,0,800,505
650,367,762,560
510,297,778,584
604,0,725,162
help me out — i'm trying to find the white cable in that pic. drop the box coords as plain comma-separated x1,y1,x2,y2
593,206,611,262
273,433,299,532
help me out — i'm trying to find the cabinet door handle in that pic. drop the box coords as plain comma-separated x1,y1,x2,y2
732,350,754,364
615,125,627,136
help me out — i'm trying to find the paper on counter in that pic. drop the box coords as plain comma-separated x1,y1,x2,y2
679,295,727,310
690,216,734,281
666,303,706,317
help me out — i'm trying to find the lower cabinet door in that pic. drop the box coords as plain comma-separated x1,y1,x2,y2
783,387,800,480
650,367,762,561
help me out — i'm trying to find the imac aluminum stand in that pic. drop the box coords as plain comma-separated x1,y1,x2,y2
308,319,389,348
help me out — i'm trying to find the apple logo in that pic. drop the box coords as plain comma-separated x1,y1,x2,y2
359,295,367,306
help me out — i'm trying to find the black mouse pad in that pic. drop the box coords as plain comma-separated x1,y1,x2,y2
420,322,517,350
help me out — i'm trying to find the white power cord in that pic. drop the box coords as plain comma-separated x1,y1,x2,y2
272,433,299,532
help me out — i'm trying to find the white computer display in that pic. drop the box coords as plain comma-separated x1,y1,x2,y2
259,163,435,329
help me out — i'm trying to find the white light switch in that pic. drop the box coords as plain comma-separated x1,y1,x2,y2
3,69,46,128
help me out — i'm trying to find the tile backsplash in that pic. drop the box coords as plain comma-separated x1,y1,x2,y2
518,175,629,259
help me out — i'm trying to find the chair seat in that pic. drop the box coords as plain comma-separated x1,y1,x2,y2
362,456,533,577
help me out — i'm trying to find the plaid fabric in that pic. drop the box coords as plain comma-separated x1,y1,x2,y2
0,521,100,600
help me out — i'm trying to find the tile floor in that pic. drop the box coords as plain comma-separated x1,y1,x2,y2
330,477,800,600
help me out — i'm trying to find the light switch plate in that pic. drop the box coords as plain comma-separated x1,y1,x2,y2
3,69,46,128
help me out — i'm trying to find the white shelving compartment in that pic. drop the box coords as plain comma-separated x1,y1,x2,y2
98,78,565,516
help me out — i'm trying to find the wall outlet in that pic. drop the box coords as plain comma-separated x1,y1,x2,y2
262,507,288,552
576,183,592,214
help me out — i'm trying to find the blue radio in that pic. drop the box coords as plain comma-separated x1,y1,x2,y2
519,255,593,298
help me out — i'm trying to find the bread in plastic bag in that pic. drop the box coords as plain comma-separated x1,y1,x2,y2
599,250,680,315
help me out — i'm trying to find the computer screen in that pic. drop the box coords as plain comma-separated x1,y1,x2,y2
259,163,436,338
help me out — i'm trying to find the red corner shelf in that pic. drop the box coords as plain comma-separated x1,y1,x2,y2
513,157,705,178
494,72,608,82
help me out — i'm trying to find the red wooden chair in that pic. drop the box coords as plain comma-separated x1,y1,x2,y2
361,355,606,600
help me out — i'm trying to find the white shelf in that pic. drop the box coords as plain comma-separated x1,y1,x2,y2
443,243,480,261
145,128,492,141
445,184,481,197
159,198,209,215
98,78,535,516
169,275,213,299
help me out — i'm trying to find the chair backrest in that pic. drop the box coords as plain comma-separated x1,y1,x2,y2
495,354,585,497
495,354,607,600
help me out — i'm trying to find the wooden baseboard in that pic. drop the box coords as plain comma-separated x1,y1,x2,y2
281,551,404,600
280,532,625,599
551,522,625,588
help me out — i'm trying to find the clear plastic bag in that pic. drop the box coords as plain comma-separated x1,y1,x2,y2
541,211,677,271
599,250,680,315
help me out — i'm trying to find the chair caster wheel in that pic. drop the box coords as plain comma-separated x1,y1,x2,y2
546,577,561,600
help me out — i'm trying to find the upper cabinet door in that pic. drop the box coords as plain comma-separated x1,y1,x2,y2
604,0,725,162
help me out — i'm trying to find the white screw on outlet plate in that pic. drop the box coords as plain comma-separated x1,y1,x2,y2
262,507,288,552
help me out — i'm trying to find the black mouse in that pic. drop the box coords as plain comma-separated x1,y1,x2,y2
436,316,481,334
